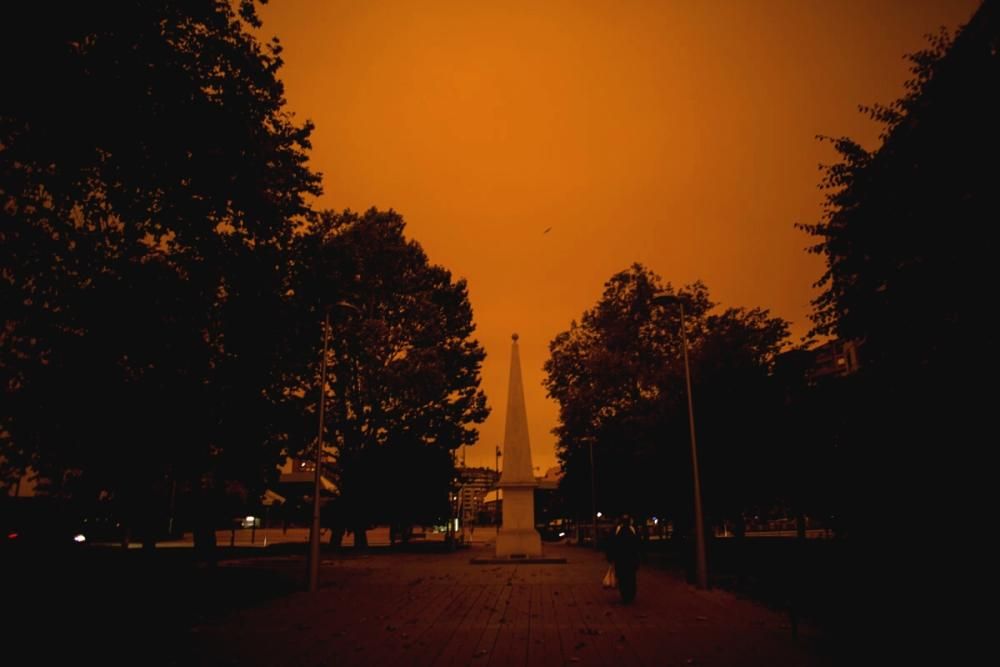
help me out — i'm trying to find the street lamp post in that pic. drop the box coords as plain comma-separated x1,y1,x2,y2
653,293,708,589
450,450,460,547
588,437,599,549
495,444,501,532
308,308,331,593
308,300,359,593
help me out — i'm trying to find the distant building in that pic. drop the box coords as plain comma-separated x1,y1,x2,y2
262,456,336,527
809,339,861,382
536,466,563,490
277,456,336,491
456,466,498,526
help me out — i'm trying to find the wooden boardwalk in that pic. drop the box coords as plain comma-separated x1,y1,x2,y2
187,542,833,666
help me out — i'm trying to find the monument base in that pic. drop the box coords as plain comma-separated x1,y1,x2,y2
470,555,567,564
495,528,542,558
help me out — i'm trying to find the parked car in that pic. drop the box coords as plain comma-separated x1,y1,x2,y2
536,521,568,542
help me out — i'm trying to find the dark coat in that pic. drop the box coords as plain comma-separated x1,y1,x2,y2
609,522,640,572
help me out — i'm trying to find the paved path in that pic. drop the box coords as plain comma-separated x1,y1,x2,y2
187,542,834,666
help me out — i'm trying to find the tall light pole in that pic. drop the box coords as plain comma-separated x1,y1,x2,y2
653,293,708,589
308,300,359,593
308,308,331,593
495,444,501,532
587,437,599,549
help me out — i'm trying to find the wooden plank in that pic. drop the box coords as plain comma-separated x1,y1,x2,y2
466,570,515,664
416,582,490,667
564,583,614,665
527,579,560,665
435,581,506,666
314,581,405,665
488,580,530,667
550,582,584,665
576,577,645,666
367,578,458,664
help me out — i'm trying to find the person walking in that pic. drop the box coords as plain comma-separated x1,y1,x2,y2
609,514,640,603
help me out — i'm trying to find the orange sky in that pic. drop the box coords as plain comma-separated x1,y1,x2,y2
258,0,978,474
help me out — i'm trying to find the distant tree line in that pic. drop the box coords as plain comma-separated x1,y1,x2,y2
543,265,799,538
0,1,488,552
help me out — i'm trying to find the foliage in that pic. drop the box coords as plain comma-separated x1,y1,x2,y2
0,1,320,543
544,264,789,530
290,209,489,537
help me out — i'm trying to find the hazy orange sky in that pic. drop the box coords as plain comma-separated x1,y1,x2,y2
258,0,978,474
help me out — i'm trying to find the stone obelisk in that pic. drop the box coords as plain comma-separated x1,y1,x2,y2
495,333,542,557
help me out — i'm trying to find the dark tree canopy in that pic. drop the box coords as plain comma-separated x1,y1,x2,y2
1,1,320,542
799,1,997,530
1,4,490,553
289,209,490,540
801,4,997,376
544,264,789,531
797,2,997,646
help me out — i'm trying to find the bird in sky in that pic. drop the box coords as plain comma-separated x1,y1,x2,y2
543,227,552,234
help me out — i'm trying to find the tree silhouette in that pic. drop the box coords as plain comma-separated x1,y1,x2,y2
544,264,789,533
799,1,996,532
1,1,320,549
798,1,997,651
288,209,489,545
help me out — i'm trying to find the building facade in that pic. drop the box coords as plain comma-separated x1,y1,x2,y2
456,466,498,526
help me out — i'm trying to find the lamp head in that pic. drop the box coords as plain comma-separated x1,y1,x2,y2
652,293,683,307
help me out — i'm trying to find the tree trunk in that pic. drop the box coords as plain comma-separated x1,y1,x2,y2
192,477,218,566
194,523,217,566
141,500,157,552
353,524,368,549
328,525,344,548
734,515,747,588
142,527,157,552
